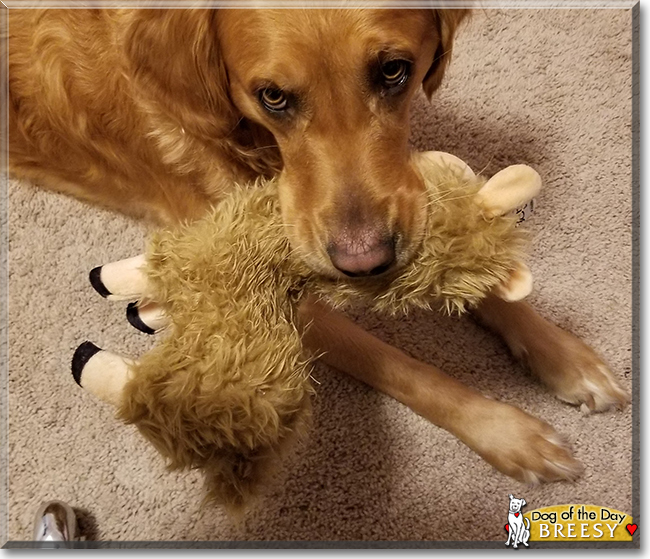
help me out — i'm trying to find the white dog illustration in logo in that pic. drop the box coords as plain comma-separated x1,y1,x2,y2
505,494,531,548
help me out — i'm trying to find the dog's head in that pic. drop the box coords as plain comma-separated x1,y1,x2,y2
509,494,527,513
125,8,468,277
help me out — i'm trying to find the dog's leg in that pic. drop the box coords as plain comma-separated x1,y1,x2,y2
521,524,530,547
299,298,582,484
473,295,629,412
515,524,524,547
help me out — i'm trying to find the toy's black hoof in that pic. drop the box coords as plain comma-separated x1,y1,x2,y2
71,341,102,386
89,266,111,298
126,302,156,335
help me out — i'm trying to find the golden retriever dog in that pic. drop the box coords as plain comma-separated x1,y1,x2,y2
8,7,629,485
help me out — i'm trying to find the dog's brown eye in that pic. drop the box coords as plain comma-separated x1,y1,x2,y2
380,60,410,88
259,87,288,112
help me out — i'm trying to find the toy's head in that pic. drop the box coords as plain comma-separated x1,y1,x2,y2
314,151,542,314
277,148,540,310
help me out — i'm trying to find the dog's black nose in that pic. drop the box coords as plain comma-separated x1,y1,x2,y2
327,233,396,277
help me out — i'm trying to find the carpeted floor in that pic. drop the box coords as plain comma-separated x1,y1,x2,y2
6,8,634,543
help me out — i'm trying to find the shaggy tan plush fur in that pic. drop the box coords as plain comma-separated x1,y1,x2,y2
112,155,530,511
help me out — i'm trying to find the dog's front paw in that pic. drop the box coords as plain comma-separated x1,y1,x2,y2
461,399,583,484
525,323,630,413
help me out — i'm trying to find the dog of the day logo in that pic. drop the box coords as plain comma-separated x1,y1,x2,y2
505,494,531,548
504,496,635,545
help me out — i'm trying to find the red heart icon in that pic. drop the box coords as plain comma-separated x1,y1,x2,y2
626,524,637,536
505,524,509,532
515,512,520,517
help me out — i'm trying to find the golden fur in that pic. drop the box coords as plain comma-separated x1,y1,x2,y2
9,7,467,273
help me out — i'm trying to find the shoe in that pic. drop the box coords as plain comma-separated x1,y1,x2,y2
32,500,77,542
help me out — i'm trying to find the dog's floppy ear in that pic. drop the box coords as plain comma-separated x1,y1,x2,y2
122,9,237,139
422,9,470,98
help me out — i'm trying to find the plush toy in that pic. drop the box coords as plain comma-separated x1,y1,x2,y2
71,151,541,511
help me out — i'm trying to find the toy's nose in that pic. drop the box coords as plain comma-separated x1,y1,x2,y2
327,231,396,277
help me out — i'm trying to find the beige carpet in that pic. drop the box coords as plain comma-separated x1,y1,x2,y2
6,8,635,543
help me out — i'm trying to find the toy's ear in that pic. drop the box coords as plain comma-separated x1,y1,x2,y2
475,165,542,218
493,261,533,302
474,165,540,302
415,151,476,182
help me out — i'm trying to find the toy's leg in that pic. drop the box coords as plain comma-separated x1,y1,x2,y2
88,254,171,333
299,298,582,484
71,341,135,407
89,254,150,301
473,294,629,412
126,301,170,335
